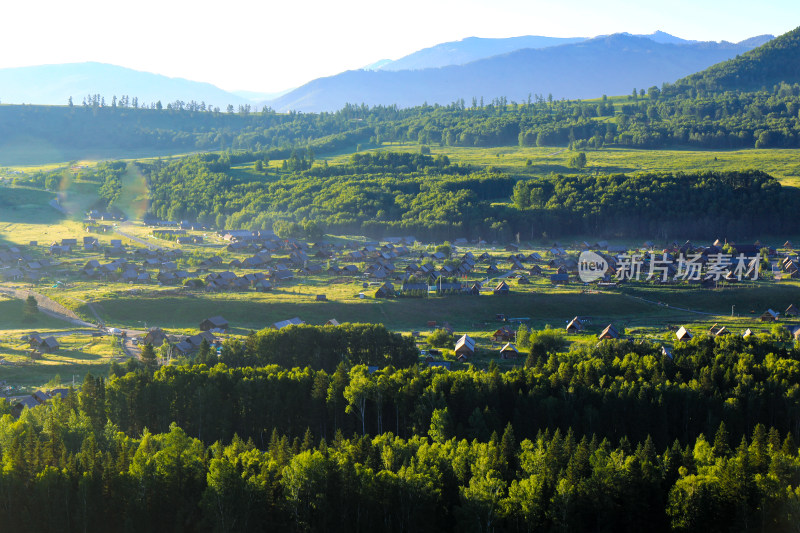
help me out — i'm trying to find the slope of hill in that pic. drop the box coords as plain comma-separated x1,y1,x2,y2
674,26,800,92
0,62,248,108
378,35,587,71
269,33,772,112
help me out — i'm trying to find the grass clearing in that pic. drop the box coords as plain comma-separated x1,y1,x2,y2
355,143,800,187
0,331,118,393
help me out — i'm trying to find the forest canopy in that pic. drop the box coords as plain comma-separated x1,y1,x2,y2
142,152,798,240
4,331,800,532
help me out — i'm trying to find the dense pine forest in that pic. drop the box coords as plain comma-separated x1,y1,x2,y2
3,330,800,532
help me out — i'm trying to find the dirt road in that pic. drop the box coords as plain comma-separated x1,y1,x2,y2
0,287,97,328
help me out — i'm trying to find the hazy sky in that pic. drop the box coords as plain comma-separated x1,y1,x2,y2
3,0,798,93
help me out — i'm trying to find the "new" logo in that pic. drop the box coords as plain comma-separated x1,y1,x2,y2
578,251,608,283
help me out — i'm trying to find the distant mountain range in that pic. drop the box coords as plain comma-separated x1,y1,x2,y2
268,33,774,112
0,31,777,112
372,35,587,71
0,62,249,108
369,31,718,72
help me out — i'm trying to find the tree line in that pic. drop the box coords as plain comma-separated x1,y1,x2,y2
4,330,800,531
5,77,800,156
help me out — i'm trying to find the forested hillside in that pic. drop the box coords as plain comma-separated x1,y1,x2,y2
3,331,800,532
673,26,800,94
4,78,800,164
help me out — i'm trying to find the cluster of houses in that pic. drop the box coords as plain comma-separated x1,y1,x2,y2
81,247,187,284
565,303,800,345
141,323,222,357
10,226,800,307
0,243,61,282
429,332,521,364
10,388,69,417
25,333,60,355
137,316,343,358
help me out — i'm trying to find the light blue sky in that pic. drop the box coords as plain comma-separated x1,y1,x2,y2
2,0,797,93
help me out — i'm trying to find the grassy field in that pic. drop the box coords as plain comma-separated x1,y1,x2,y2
0,294,119,392
0,145,199,167
53,277,798,335
0,331,118,393
354,143,800,187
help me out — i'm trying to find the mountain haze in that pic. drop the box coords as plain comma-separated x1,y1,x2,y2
377,35,587,71
0,62,249,108
268,33,773,112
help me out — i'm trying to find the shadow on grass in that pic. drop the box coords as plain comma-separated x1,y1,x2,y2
44,349,105,363
87,291,684,332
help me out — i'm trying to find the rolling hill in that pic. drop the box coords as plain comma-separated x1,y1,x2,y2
674,25,800,92
268,33,773,112
0,62,249,108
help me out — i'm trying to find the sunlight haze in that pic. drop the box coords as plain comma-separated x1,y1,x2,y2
2,0,798,93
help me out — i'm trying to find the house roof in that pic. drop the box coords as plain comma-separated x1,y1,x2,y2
272,317,305,329
499,342,518,353
175,340,196,354
15,396,40,410
203,316,229,327
676,326,693,341
494,281,510,292
566,317,583,331
42,337,59,349
454,334,476,353
598,325,619,339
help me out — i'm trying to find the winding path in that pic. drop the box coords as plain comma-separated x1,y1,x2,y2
622,292,716,316
0,287,97,328
114,223,159,250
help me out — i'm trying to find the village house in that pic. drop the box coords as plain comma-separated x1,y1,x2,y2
454,334,476,361
28,334,59,352
491,326,515,343
143,327,169,347
499,343,519,359
566,317,583,334
272,317,305,329
676,326,693,341
760,309,779,322
200,316,229,332
374,283,395,298
598,325,619,340
493,281,510,295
